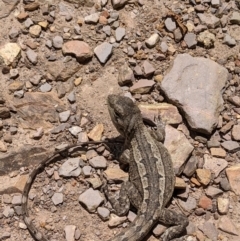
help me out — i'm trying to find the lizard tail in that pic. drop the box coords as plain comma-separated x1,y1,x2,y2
110,212,158,241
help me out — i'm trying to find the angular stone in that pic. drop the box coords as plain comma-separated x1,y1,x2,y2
218,216,239,236
64,225,76,241
62,41,93,62
104,168,128,182
226,164,240,195
0,43,21,66
138,103,182,125
184,33,197,48
79,188,104,212
52,192,63,205
46,59,81,82
118,63,134,86
198,195,212,210
161,54,228,134
205,186,223,198
196,169,211,186
94,42,113,64
0,0,20,19
29,25,41,37
97,207,110,221
221,141,240,152
89,156,107,169
210,147,226,158
130,79,155,94
164,125,193,174
59,158,81,177
217,197,229,215
199,222,218,240
142,60,155,77
179,196,197,212
88,124,104,141
183,156,197,177
203,155,228,177
232,125,240,141
115,27,125,42
197,13,220,28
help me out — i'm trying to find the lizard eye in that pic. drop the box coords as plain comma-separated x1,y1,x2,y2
114,110,121,118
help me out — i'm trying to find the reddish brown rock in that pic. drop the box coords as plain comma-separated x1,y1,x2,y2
130,79,155,94
198,195,212,210
62,41,93,62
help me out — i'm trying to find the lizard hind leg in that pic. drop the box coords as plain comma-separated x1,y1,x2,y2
159,208,189,241
104,181,142,216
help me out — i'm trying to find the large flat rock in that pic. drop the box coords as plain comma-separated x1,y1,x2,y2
161,54,228,134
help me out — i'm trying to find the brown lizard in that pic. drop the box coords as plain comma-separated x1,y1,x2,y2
105,94,188,240
22,95,188,241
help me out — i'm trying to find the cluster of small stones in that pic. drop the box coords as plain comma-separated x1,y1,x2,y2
0,0,240,240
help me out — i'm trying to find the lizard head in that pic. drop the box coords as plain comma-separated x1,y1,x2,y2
107,94,141,137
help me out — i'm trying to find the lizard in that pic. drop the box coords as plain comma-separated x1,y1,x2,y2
22,95,188,241
105,94,189,241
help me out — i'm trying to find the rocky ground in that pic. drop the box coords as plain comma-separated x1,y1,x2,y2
0,0,240,240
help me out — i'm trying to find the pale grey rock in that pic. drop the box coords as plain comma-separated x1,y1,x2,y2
59,158,81,177
40,83,52,92
79,188,104,212
67,91,76,103
143,60,155,77
3,206,14,218
179,196,197,212
199,222,218,241
115,27,125,42
52,192,63,205
164,125,194,174
89,156,107,169
94,42,113,64
221,141,240,152
59,110,71,122
64,225,76,241
205,186,223,198
24,18,34,28
160,42,168,53
183,156,197,177
118,63,134,86
53,35,63,49
203,155,228,177
184,33,197,48
82,166,92,177
223,34,236,46
14,90,24,98
165,17,177,32
26,48,38,64
12,195,22,205
97,207,110,220
103,25,111,36
161,54,228,134
69,126,82,137
197,13,220,28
